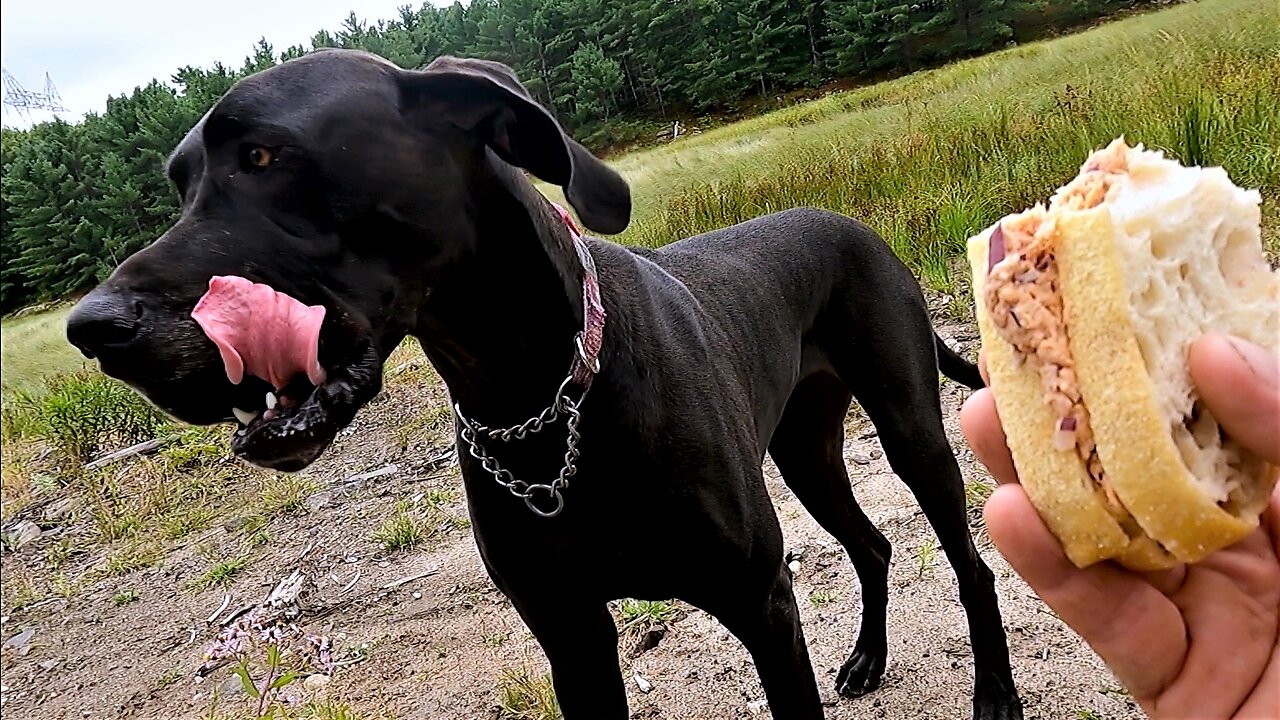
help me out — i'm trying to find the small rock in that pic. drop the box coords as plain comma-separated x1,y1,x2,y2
222,516,253,533
218,674,246,697
634,674,652,693
304,492,334,512
5,629,34,655
859,429,878,440
303,674,330,692
38,659,59,672
6,521,42,550
345,465,397,484
44,498,79,521
747,699,769,715
787,560,801,574
412,592,422,600
378,561,390,568
850,452,872,466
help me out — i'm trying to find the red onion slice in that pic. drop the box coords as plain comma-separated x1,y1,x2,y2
988,224,1006,273
1053,416,1078,451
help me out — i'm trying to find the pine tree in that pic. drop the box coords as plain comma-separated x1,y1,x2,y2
735,0,810,96
825,0,886,76
569,42,624,123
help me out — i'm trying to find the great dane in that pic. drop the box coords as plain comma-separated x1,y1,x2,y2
65,49,1022,719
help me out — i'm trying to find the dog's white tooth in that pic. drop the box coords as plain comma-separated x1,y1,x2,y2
266,392,278,410
233,408,257,425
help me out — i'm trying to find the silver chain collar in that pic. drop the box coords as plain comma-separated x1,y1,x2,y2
453,374,585,518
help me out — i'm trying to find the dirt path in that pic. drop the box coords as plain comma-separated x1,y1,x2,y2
0,327,1145,720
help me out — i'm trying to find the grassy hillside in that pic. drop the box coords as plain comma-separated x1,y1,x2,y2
574,0,1278,291
1,305,83,398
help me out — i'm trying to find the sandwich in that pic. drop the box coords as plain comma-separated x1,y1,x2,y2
966,137,1279,570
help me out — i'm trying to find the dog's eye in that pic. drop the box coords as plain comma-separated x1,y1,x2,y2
244,146,274,170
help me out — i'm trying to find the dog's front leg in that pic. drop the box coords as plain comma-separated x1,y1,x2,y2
511,596,628,718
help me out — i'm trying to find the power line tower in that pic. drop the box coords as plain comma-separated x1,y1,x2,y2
2,67,68,123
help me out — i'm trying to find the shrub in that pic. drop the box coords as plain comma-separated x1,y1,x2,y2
8,371,168,461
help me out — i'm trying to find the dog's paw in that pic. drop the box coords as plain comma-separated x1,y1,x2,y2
834,648,885,698
972,670,1023,720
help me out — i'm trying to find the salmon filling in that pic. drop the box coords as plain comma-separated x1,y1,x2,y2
984,153,1133,523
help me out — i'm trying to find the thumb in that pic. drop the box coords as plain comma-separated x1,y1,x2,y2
1189,334,1280,463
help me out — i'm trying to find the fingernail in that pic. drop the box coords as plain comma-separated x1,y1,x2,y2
1226,335,1279,389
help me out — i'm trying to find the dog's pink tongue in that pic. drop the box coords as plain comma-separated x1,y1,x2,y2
191,276,327,390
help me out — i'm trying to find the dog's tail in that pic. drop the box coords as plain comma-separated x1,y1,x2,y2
936,333,984,390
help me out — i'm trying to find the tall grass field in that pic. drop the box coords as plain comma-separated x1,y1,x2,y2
576,0,1278,292
3,0,1277,405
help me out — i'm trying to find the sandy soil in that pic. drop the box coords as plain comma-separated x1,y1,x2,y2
0,324,1146,720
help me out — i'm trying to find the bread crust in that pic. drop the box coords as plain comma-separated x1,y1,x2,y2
967,226,1135,568
1055,210,1258,563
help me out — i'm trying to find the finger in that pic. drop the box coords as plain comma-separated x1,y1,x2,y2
1157,529,1280,718
1189,334,1280,462
984,485,1187,702
960,388,1019,485
1231,623,1280,719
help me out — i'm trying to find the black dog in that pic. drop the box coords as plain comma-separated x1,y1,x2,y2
66,49,1022,719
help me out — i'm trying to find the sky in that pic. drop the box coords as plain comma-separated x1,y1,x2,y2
1,0,447,129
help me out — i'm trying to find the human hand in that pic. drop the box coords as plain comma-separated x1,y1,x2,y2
960,333,1280,719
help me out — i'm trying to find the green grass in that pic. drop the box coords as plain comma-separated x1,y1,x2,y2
545,0,1279,292
157,667,183,689
112,589,141,606
258,474,318,515
371,500,431,551
618,599,677,626
496,668,562,720
965,478,996,511
0,305,84,399
914,536,941,578
189,556,248,590
808,589,839,607
101,541,166,577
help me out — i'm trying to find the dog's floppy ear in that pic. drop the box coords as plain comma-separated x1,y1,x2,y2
400,56,631,235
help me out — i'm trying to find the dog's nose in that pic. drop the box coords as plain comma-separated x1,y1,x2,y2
66,291,143,358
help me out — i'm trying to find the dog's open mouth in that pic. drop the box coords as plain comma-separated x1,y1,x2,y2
192,276,379,472
229,372,373,472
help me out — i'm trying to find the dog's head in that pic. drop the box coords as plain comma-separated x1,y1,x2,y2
64,49,630,472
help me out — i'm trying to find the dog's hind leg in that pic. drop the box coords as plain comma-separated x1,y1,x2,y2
830,313,1024,720
768,371,893,699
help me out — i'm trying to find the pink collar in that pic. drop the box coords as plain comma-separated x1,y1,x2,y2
550,202,605,391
